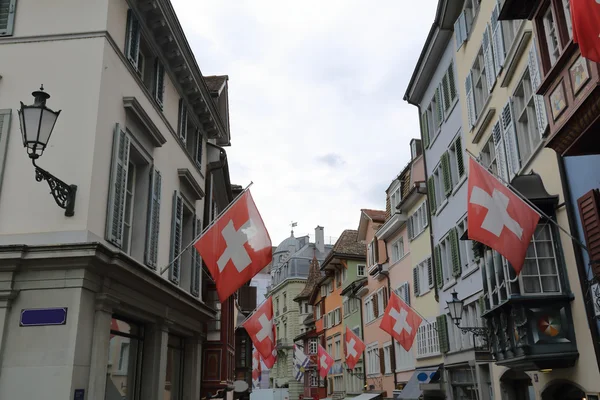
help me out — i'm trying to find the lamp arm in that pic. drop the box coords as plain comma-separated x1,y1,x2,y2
32,159,77,217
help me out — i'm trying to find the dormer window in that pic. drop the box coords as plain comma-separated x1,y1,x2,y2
390,187,401,212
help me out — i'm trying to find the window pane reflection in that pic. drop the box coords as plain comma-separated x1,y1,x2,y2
106,317,143,400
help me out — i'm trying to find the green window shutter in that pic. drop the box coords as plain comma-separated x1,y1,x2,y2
125,9,140,68
178,98,188,143
195,129,203,167
436,315,450,353
448,63,457,102
169,190,183,284
144,168,161,269
427,176,437,214
106,124,130,248
455,136,465,178
441,151,452,196
421,112,430,148
413,267,420,297
427,257,434,288
0,0,16,37
442,74,451,113
450,228,461,278
191,215,202,296
434,245,443,289
435,87,443,125
154,59,165,109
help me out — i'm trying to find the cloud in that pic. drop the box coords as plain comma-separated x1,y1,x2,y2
171,0,438,244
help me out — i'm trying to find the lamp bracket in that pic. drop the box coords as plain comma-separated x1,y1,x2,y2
32,160,77,216
457,326,489,337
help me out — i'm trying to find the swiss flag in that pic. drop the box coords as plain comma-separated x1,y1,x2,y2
344,327,366,370
317,344,334,378
243,297,277,367
380,292,422,352
467,158,540,275
194,190,272,302
571,0,600,63
252,350,261,388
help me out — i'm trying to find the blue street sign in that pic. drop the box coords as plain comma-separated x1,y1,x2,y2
20,307,68,326
74,389,84,400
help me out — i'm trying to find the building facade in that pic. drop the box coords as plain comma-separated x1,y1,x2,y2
0,0,238,399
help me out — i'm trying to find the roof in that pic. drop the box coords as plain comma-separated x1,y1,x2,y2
295,253,322,301
361,209,386,223
204,75,228,93
331,230,366,257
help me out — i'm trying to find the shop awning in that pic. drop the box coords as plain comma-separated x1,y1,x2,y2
396,368,440,400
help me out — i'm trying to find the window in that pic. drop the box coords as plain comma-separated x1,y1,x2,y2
456,219,475,271
431,166,446,211
543,6,561,66
165,335,185,400
333,375,344,392
469,46,490,125
366,344,380,376
417,320,440,357
357,264,366,277
395,282,410,305
448,136,465,188
328,342,333,358
328,281,333,293
107,317,144,400
0,0,16,36
390,186,401,211
367,241,376,267
561,0,573,39
335,339,341,359
309,338,318,354
413,258,433,297
364,297,374,323
447,303,485,351
347,367,363,394
441,63,458,115
316,303,322,320
310,371,319,387
383,343,392,374
395,340,414,371
521,223,561,294
480,135,499,177
321,285,328,298
304,303,311,314
283,292,287,310
408,201,428,240
391,238,405,263
169,191,201,290
434,231,461,288
450,367,478,400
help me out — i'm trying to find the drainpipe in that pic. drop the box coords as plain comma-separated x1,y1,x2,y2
556,153,600,371
380,270,398,391
352,283,368,390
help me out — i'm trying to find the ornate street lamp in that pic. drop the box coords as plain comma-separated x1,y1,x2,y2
447,290,488,337
18,86,77,216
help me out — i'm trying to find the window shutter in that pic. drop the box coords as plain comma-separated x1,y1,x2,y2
427,176,437,214
427,257,434,288
0,0,16,36
442,74,451,113
448,64,457,102
421,112,430,148
483,25,496,91
500,100,521,181
491,2,505,75
436,315,449,353
528,41,549,137
169,190,183,284
144,168,161,269
492,120,509,182
403,282,411,305
450,228,461,277
178,98,188,143
379,348,385,374
413,267,420,297
454,11,468,50
106,124,130,248
455,137,465,177
195,129,203,167
373,293,379,318
465,73,476,129
408,217,414,240
382,287,388,310
577,189,600,276
434,245,443,289
154,59,165,108
191,215,202,296
435,87,443,125
441,152,452,196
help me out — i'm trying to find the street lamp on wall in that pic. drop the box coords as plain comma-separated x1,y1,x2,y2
18,86,77,216
447,290,489,337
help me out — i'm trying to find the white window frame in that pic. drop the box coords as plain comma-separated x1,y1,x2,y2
364,297,374,323
357,264,366,277
383,342,393,375
390,185,401,212
366,343,380,376
542,6,561,67
520,223,562,295
367,241,376,267
395,340,415,372
391,237,405,263
416,320,440,358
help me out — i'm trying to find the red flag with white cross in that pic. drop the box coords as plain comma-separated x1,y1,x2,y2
571,0,600,63
467,157,540,275
252,350,261,388
243,297,277,366
194,189,272,302
380,292,422,352
317,344,334,378
345,327,366,370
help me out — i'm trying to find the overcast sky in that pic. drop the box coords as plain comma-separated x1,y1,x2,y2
172,1,438,245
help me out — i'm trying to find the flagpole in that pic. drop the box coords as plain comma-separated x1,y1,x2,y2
159,181,254,276
465,151,588,252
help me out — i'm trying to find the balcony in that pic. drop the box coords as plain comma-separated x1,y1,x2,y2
237,286,257,313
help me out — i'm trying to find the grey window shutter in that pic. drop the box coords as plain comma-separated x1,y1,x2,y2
528,42,549,137
500,100,521,181
427,257,434,288
427,176,436,214
154,59,165,109
455,137,465,178
144,168,161,269
465,73,476,129
436,315,450,353
106,124,130,248
491,2,506,75
0,110,12,197
450,228,461,278
435,87,443,125
435,245,443,289
483,25,496,91
492,120,509,182
125,9,140,69
178,98,188,143
441,151,452,196
454,11,468,50
169,190,183,284
0,0,16,37
195,128,203,167
191,215,202,296
413,267,420,297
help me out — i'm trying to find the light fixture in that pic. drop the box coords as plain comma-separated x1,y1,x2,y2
447,290,489,337
18,86,77,216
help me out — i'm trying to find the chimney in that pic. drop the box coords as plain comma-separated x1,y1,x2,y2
315,226,325,253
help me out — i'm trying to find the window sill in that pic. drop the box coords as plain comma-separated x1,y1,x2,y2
451,175,467,196
461,263,480,279
411,228,428,242
435,199,449,217
441,279,457,292
416,352,441,360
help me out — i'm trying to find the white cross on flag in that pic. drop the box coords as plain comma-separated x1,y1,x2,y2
467,158,540,275
344,327,365,370
380,292,422,352
243,297,277,368
194,189,272,302
317,344,334,378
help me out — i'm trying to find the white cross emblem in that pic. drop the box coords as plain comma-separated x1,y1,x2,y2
320,354,329,370
256,314,273,343
218,219,258,272
347,338,358,358
470,186,523,239
389,307,412,335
